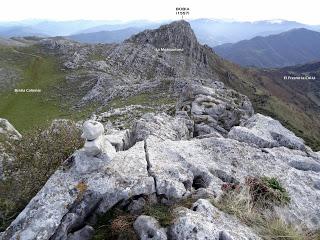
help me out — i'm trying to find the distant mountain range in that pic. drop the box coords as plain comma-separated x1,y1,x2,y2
189,19,319,46
214,28,320,68
0,19,319,46
1,20,320,150
68,27,144,44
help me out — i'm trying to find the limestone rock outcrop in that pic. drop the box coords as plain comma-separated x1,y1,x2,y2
2,83,320,239
0,118,21,140
228,113,305,150
177,83,253,137
169,199,260,239
0,118,20,179
134,215,167,240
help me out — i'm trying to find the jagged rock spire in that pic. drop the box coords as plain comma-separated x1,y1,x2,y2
125,20,199,53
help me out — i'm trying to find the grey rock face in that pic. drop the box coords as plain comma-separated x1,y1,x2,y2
0,118,22,140
1,141,155,239
36,21,226,109
104,129,132,151
125,20,208,64
169,199,260,240
288,159,320,172
228,113,305,150
134,215,167,240
2,81,320,239
176,83,254,137
67,225,94,240
145,135,320,229
130,112,192,143
0,118,20,179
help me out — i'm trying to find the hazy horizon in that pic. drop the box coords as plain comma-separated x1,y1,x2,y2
0,18,319,26
0,0,319,25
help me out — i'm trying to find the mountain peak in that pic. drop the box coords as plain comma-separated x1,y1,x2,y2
125,20,199,51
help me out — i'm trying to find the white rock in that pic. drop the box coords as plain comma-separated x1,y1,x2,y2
134,215,167,240
83,135,116,158
83,135,104,157
81,120,104,141
228,113,305,150
2,141,155,239
0,118,22,140
169,199,261,240
145,136,320,229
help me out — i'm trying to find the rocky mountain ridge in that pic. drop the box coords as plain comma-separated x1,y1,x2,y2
214,28,320,68
1,20,320,148
1,82,320,239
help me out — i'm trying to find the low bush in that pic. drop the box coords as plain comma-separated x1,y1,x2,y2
93,207,138,240
213,176,317,240
246,176,290,207
0,120,83,231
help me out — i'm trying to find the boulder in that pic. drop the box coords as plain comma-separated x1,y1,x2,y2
134,215,167,240
83,135,104,157
145,136,320,229
81,120,104,141
104,129,132,151
0,118,22,140
130,113,191,143
169,199,260,239
228,113,305,150
1,141,155,239
67,225,94,240
177,83,253,137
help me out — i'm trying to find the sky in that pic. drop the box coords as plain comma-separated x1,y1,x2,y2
0,0,319,25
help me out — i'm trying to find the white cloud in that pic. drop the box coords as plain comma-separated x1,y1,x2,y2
0,0,319,24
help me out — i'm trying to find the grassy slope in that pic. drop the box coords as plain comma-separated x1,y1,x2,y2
0,45,92,132
1,43,319,150
0,46,64,131
211,53,320,150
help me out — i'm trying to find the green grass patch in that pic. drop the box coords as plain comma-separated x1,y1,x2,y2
143,203,174,227
0,54,66,132
212,176,317,239
92,207,138,240
0,46,96,132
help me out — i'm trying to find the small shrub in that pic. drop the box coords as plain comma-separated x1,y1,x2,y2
246,176,290,207
213,176,315,240
0,121,83,231
93,208,138,240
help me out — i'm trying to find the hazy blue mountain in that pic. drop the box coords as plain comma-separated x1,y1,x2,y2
77,20,167,34
214,28,320,68
189,19,313,46
0,25,48,37
0,20,120,37
68,27,142,43
0,18,319,46
30,20,120,36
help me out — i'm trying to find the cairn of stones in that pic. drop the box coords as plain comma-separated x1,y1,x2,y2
81,120,104,156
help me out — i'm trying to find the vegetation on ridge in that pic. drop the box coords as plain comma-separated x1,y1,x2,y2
213,176,319,240
0,122,83,231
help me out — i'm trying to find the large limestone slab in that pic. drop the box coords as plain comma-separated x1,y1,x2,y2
169,199,261,240
0,118,22,140
228,113,305,150
2,141,155,240
146,136,320,229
